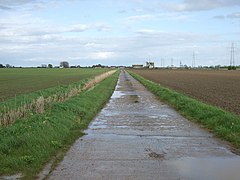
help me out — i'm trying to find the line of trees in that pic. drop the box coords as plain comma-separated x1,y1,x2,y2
0,61,71,69
0,64,15,68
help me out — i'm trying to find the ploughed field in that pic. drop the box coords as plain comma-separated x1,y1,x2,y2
131,69,240,115
0,68,107,101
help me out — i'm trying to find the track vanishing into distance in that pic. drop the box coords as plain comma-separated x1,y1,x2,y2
47,71,240,180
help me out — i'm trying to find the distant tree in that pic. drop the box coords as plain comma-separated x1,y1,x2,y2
215,65,221,70
48,64,53,68
184,65,189,69
92,64,104,68
0,64,4,68
228,66,236,70
6,64,11,68
60,61,69,68
41,64,47,68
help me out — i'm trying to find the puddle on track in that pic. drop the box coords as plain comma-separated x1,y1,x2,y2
111,90,125,99
47,70,240,180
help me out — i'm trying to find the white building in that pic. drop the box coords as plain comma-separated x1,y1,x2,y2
146,61,154,69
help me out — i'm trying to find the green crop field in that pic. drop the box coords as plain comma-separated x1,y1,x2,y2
0,68,107,101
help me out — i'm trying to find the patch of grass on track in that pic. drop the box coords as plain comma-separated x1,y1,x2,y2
0,71,119,178
129,71,240,149
0,68,107,102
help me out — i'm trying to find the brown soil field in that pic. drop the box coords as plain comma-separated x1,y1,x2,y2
131,69,240,115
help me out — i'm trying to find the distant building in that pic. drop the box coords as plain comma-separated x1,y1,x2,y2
132,64,143,69
146,61,154,69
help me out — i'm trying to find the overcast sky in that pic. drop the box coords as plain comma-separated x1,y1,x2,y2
0,0,239,67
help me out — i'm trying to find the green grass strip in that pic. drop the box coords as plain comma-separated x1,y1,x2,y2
0,71,119,178
129,71,240,149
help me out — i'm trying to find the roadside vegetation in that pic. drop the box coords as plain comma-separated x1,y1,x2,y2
0,71,119,178
129,71,240,149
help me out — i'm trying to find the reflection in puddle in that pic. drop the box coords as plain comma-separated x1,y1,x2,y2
148,115,169,119
111,91,125,98
90,121,107,129
112,125,128,129
170,157,240,180
159,125,177,129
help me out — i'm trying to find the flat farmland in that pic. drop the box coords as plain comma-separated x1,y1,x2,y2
131,69,240,115
0,68,107,101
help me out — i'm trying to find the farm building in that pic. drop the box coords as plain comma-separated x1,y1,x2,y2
132,64,143,69
146,61,154,69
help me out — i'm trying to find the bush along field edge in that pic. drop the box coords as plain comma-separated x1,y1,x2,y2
0,71,119,178
0,70,116,127
129,71,240,150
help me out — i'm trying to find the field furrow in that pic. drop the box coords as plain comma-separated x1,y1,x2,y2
131,69,240,115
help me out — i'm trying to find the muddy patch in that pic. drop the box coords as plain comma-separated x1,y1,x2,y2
145,148,165,160
129,95,139,103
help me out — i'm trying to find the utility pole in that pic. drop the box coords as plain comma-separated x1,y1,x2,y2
171,58,173,68
230,42,235,66
192,52,195,68
161,57,165,68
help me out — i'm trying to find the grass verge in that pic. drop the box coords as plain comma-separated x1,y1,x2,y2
129,71,240,149
0,71,119,178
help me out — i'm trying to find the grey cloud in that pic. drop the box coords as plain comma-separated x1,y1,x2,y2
0,5,12,10
0,18,111,38
164,0,240,12
0,30,234,67
0,0,61,11
227,12,240,18
213,15,225,19
213,12,240,20
0,0,34,6
118,10,127,14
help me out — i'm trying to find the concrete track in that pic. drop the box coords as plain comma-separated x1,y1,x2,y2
48,71,240,180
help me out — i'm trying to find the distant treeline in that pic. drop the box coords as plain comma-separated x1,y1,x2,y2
0,63,124,69
1,63,239,69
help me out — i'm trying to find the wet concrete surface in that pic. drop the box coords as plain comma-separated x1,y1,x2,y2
48,71,240,180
